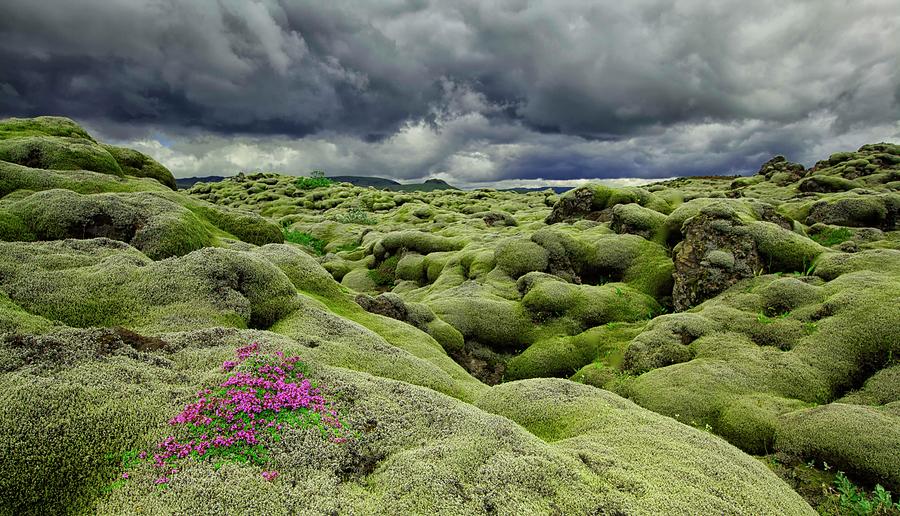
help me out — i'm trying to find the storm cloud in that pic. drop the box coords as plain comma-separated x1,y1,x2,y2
1,0,899,184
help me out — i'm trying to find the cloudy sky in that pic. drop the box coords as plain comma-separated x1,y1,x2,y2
1,0,899,187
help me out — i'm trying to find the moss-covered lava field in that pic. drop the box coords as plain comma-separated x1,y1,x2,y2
1,116,898,515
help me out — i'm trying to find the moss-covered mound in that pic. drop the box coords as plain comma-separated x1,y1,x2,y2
0,119,282,257
0,116,176,189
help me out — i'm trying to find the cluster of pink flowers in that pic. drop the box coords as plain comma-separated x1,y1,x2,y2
119,343,349,486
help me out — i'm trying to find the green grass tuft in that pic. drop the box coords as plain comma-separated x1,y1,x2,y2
283,229,326,255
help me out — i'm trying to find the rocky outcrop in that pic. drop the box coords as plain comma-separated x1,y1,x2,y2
545,185,596,223
355,292,410,322
756,155,806,183
672,205,763,311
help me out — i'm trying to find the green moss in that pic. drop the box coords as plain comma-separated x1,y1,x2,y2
368,255,399,287
0,356,174,515
806,193,899,230
252,243,346,301
808,225,854,247
494,238,549,279
100,144,177,189
188,203,284,247
0,160,166,197
610,203,668,242
620,312,719,374
583,234,675,299
506,322,644,380
474,379,813,514
840,365,900,406
814,249,900,280
0,242,301,332
430,291,533,350
340,267,377,293
2,190,216,259
282,229,326,255
747,222,827,273
797,175,861,193
0,291,56,335
0,136,124,176
0,208,32,241
522,279,661,330
618,267,900,462
395,252,426,283
570,361,619,389
0,116,95,141
777,404,900,490
374,231,464,258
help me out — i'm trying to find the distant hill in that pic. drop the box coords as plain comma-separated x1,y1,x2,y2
329,176,458,192
499,186,573,194
175,176,228,189
178,174,459,192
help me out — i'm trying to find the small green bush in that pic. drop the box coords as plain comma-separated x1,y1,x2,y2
810,227,853,247
282,229,326,255
833,471,900,515
294,170,332,190
334,206,376,225
368,255,400,287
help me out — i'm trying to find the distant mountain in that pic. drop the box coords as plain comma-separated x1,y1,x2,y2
499,186,573,194
175,176,228,189
177,174,459,192
329,176,458,192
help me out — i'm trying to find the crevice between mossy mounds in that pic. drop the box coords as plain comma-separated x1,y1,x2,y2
826,349,898,404
447,340,515,385
2,326,171,373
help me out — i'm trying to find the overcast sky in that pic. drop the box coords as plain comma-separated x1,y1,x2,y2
1,0,899,186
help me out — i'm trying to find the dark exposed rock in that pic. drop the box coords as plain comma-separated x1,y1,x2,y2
355,292,409,322
545,186,595,224
749,202,794,230
672,205,763,311
478,211,517,227
756,155,806,183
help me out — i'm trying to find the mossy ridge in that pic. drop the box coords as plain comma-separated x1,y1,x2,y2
0,116,177,189
0,116,96,141
0,160,167,197
101,143,177,189
0,180,283,256
0,136,124,177
506,322,644,381
0,241,301,332
776,404,900,490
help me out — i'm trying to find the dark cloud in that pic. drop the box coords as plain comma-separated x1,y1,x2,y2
0,0,898,183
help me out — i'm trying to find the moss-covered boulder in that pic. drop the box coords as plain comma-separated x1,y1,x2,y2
545,184,670,224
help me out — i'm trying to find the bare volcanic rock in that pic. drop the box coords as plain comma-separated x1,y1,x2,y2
757,155,807,183
672,204,763,311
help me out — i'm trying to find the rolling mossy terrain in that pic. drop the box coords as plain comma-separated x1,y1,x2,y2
0,117,897,515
